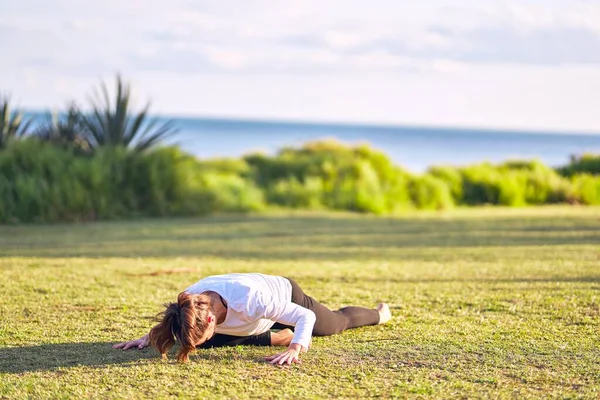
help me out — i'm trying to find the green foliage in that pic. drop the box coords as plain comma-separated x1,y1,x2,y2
571,174,600,205
522,170,573,205
409,175,455,210
246,139,413,214
0,139,93,222
80,76,178,151
494,161,572,206
0,96,32,149
33,105,91,154
459,164,503,205
428,166,463,203
198,173,266,213
558,153,600,177
496,172,527,206
499,159,544,171
196,157,252,177
266,177,324,208
0,135,598,224
0,141,265,223
444,161,573,207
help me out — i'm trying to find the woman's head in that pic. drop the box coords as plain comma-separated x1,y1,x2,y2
149,291,216,362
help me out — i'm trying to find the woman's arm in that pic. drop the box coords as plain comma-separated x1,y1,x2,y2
113,329,294,351
257,302,317,365
272,302,316,351
112,333,150,350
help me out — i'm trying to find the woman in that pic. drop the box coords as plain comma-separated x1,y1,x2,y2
113,273,392,365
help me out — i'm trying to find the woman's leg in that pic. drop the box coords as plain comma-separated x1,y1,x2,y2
286,278,381,336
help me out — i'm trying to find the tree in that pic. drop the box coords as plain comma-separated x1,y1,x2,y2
34,104,91,153
0,96,32,149
79,76,178,151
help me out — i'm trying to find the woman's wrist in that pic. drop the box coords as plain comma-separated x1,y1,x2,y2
288,343,303,352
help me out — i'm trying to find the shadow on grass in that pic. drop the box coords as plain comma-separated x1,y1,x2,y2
0,214,599,259
0,342,158,374
0,342,278,374
328,276,600,284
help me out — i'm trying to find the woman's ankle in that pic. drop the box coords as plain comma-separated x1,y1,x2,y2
376,303,392,324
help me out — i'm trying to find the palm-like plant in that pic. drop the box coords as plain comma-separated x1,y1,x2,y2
34,104,91,153
1,96,33,149
80,76,178,151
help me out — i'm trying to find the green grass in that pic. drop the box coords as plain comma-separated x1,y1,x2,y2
1,206,599,399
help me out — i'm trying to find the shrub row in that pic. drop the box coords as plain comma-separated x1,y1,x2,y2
0,139,598,223
557,154,600,177
0,140,263,223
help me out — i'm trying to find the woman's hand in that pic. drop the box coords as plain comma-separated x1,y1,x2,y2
112,334,150,350
264,343,304,365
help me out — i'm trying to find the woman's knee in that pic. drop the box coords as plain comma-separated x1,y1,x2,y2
312,313,348,336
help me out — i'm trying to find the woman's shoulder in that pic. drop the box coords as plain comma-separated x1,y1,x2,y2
185,273,284,302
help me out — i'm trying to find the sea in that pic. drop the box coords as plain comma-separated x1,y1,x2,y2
165,117,600,172
27,113,600,172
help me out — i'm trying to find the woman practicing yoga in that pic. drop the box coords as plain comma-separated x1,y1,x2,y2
113,273,392,365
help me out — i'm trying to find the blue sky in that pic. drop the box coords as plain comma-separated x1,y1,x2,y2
2,0,600,132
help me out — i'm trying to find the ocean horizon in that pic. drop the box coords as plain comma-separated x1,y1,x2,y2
166,116,600,172
25,113,600,172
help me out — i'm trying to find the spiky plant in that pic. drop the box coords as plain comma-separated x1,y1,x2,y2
34,104,91,153
79,76,178,151
0,96,33,149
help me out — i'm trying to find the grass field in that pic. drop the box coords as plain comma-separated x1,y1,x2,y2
1,207,599,399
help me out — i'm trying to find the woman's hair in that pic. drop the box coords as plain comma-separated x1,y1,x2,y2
149,291,212,362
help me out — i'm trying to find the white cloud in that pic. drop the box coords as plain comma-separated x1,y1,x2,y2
1,0,600,132
202,46,249,70
323,30,370,50
23,68,38,89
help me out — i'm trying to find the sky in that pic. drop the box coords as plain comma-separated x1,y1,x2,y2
2,0,600,133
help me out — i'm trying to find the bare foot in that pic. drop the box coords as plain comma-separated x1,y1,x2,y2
376,303,392,324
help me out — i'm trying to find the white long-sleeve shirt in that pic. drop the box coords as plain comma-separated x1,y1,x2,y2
185,273,316,349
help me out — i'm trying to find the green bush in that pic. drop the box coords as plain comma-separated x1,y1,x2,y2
499,160,570,204
323,161,383,214
409,175,454,210
1,137,598,224
571,174,600,205
428,166,463,204
266,177,324,208
523,169,572,205
196,158,252,177
435,162,575,207
459,164,503,205
558,154,600,177
499,159,545,171
0,139,95,222
0,140,265,223
198,173,265,212
247,140,414,214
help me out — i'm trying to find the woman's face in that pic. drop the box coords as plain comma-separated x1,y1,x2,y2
194,313,217,347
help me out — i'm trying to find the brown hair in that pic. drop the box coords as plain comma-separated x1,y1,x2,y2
149,291,212,362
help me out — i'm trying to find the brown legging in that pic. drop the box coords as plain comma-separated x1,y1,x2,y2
277,277,380,335
199,277,380,348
